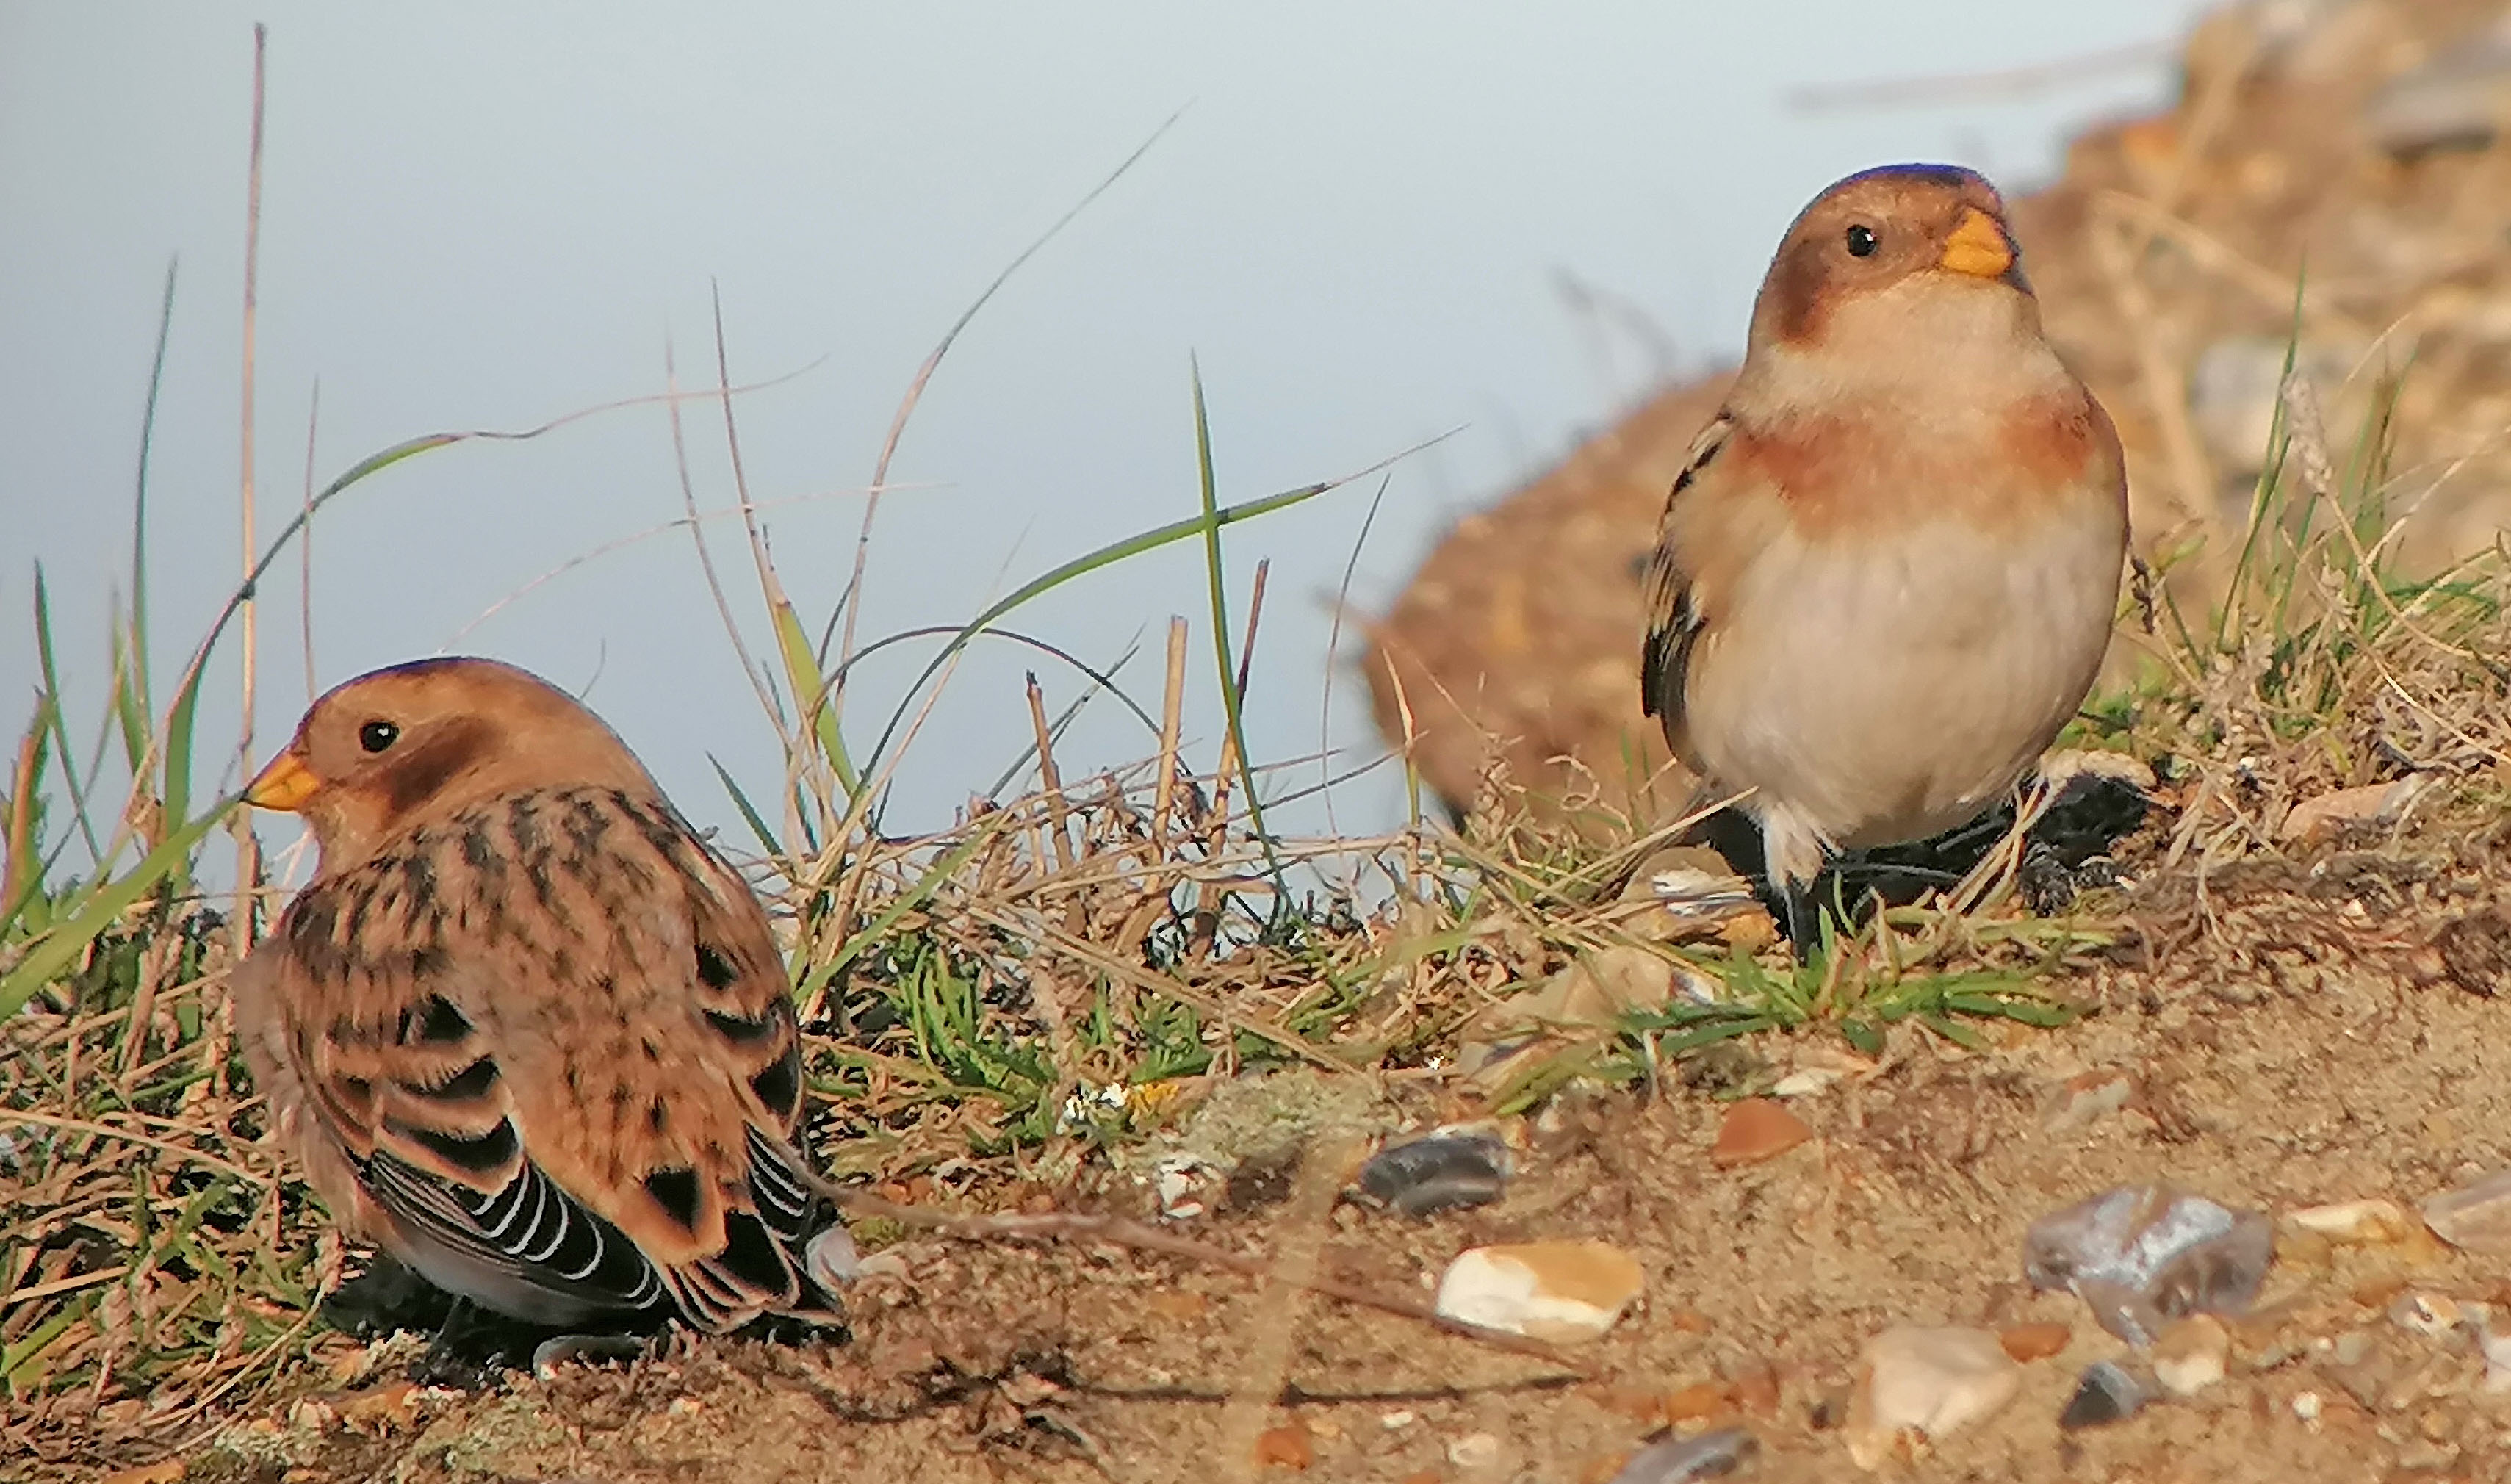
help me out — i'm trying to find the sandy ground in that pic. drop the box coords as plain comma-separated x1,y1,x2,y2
35,813,2511,1484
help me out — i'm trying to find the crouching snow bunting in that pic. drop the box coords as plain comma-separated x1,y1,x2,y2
234,657,849,1333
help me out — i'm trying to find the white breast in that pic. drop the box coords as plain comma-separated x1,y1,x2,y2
1683,494,2123,851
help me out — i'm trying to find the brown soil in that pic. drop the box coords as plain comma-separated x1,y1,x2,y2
40,813,2511,1484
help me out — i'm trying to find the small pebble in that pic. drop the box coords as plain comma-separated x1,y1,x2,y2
803,1224,862,1287
1726,1360,1782,1416
2022,1184,2272,1345
1379,1409,1417,1430
287,1400,336,1433
1153,1154,1220,1220
1251,1422,1312,1470
1606,1427,1757,1484
2059,1362,2149,1429
2283,1198,2414,1245
1710,1100,1812,1169
2275,776,2433,843
2045,1070,2135,1133
1845,1325,2020,1469
336,1380,419,1427
1998,1322,2072,1362
1768,1068,1842,1098
2423,1169,2511,1254
2389,1292,2465,1338
2152,1315,2229,1396
2433,907,2511,996
2291,1391,2323,1422
1660,1382,1729,1423
1435,1241,1645,1344
1447,1431,1502,1469
1355,1126,1513,1217
2475,1312,2511,1394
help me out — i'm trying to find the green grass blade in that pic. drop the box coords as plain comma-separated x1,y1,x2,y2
129,256,179,729
29,569,104,866
109,619,149,776
2,695,57,932
1189,359,1275,860
768,598,860,799
0,796,230,1020
797,813,1011,1001
859,478,1340,778
709,755,783,858
158,656,201,877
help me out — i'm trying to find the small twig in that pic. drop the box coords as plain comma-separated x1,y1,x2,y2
1202,559,1270,865
0,1109,273,1188
1153,617,1188,847
2091,190,2372,339
231,22,269,954
1787,38,2172,112
1026,673,1076,873
2092,216,2219,538
996,910,1354,1072
663,342,781,731
1222,1134,1357,1474
298,378,320,699
828,111,1186,696
822,1185,1590,1378
710,287,831,850
1318,477,1394,862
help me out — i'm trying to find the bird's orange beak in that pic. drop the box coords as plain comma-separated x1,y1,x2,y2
1938,207,2015,281
245,751,323,813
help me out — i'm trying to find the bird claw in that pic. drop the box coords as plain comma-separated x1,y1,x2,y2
530,1332,652,1378
1779,879,1829,961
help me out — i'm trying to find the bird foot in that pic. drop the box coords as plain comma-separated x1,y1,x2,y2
529,1333,652,1378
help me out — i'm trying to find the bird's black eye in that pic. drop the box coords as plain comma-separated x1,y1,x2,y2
1844,224,1879,258
359,720,400,754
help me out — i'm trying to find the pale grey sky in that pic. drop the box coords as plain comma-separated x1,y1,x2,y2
0,2,2213,871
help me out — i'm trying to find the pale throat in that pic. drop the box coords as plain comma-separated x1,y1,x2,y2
1746,278,2061,428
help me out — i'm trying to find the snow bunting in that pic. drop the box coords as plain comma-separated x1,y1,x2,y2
234,657,841,1333
1640,165,2130,947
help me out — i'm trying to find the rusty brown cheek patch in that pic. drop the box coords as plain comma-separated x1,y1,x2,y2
1765,239,1834,345
380,716,500,822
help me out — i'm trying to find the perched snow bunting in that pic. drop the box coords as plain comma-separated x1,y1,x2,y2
234,657,843,1333
1640,165,2130,948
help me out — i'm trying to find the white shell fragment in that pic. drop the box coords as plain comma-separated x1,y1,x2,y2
2022,1184,2273,1347
2151,1315,2230,1396
2423,1168,2511,1254
2283,1198,2415,1245
1433,1240,1645,1344
1845,1325,2020,1469
802,1224,863,1289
